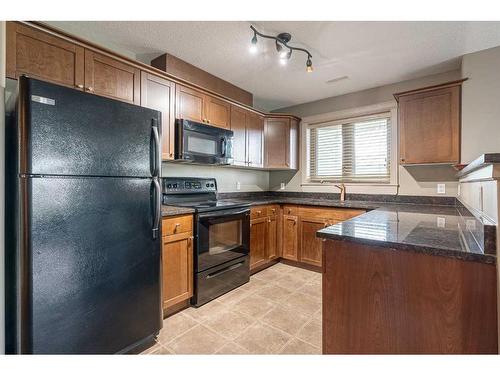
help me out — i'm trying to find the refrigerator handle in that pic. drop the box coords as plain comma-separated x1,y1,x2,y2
152,178,161,239
152,119,161,177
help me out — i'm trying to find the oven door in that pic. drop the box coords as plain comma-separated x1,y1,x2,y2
195,208,250,272
176,119,233,165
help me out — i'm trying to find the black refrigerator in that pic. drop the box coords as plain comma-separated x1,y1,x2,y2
5,77,163,354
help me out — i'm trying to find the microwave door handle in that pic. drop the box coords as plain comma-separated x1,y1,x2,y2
221,137,226,157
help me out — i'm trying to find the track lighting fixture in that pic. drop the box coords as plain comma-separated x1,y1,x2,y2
249,33,258,54
250,25,313,72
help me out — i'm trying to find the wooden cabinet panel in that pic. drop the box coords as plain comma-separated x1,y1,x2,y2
247,113,264,167
267,215,279,261
162,214,193,236
84,50,140,104
397,83,461,164
265,117,290,168
250,217,268,270
230,106,247,166
282,215,298,261
6,22,84,89
299,217,327,267
205,96,231,129
289,118,300,170
162,234,193,309
298,206,365,222
250,206,268,220
176,84,205,123
141,72,176,160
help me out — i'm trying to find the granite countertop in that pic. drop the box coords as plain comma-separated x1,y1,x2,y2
162,193,496,264
316,204,496,264
161,205,195,217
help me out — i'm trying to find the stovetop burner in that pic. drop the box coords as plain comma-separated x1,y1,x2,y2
161,177,250,212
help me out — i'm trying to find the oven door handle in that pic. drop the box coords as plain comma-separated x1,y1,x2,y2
206,261,246,279
197,208,250,219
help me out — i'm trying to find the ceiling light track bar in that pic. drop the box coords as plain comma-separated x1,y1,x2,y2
250,25,313,72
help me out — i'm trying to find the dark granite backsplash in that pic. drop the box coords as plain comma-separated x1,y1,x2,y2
218,191,457,206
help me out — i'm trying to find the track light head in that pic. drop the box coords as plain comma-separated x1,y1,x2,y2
306,57,313,73
249,34,258,54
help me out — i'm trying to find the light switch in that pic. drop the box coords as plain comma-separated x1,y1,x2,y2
236,182,241,190
280,182,285,190
437,184,446,194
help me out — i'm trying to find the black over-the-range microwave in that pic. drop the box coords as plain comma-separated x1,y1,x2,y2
174,119,234,165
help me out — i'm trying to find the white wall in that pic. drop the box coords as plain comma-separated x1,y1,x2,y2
461,45,500,163
271,70,463,196
162,162,269,192
0,20,6,354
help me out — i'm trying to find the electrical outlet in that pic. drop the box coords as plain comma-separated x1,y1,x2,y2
457,184,461,196
437,217,446,228
437,184,446,194
280,182,285,190
236,182,241,190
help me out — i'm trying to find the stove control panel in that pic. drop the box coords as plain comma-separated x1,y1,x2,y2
162,177,217,194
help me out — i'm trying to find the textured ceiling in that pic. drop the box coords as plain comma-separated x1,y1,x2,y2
47,21,500,111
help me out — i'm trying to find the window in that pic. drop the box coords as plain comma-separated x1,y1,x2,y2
308,114,391,183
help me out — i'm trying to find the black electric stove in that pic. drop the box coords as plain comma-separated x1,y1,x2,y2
162,177,250,306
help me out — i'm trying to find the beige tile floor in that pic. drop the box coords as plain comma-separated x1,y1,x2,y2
141,262,322,355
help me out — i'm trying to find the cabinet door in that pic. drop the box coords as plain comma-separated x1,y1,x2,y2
288,118,300,170
84,50,140,104
265,117,290,168
267,215,279,261
141,72,176,160
162,234,193,308
205,95,231,129
247,113,264,167
250,217,268,270
299,217,327,267
176,84,205,123
399,85,460,164
282,215,298,261
230,105,248,166
6,22,84,90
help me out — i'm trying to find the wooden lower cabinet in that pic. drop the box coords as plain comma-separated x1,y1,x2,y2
250,216,268,270
267,214,279,261
298,217,328,267
161,215,194,309
282,214,299,261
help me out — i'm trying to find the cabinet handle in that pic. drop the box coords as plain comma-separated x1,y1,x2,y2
87,87,94,92
169,152,174,157
76,84,84,89
174,223,180,232
206,119,211,124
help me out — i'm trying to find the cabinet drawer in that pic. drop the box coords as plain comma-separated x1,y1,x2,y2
162,215,193,236
251,206,268,219
328,209,365,221
283,205,298,216
298,206,365,221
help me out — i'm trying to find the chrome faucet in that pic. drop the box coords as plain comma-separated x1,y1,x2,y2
334,183,346,201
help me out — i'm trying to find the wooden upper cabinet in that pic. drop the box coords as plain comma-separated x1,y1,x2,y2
205,96,231,129
246,113,264,168
264,116,299,169
6,22,84,90
176,84,205,123
84,50,140,104
141,72,176,160
396,80,463,164
230,106,248,166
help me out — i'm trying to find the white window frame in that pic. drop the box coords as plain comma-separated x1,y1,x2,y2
301,101,399,195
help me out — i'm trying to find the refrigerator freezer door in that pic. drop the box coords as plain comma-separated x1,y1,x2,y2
19,77,161,177
18,176,161,354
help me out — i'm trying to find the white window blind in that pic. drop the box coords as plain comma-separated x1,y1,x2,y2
309,115,391,183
